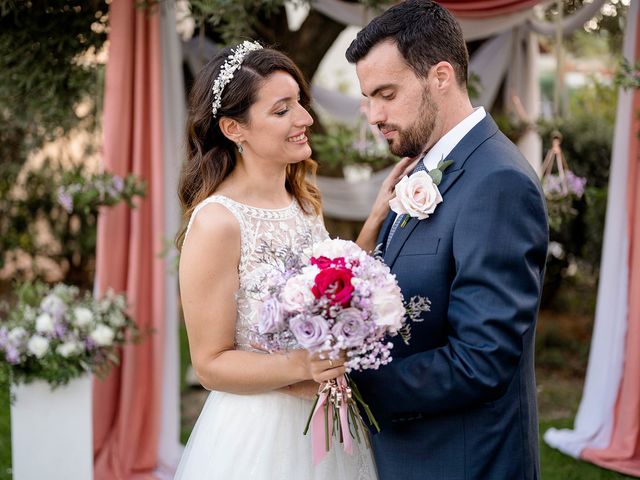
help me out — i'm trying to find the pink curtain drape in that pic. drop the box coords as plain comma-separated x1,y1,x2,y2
93,1,166,479
439,0,543,17
581,9,640,474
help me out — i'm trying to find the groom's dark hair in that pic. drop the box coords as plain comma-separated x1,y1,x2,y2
345,0,468,87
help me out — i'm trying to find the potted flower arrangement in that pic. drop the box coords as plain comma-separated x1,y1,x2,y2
540,132,587,232
542,170,587,232
0,281,139,480
311,122,396,180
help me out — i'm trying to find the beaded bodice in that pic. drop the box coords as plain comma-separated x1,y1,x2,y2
185,195,329,350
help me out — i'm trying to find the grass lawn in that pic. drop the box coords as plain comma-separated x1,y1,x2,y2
0,311,637,479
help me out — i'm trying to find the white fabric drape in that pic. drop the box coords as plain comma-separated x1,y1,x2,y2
470,30,513,109
543,0,638,458
157,1,185,477
311,85,361,126
527,0,607,36
316,166,393,220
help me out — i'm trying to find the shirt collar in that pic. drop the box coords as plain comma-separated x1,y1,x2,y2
421,107,486,172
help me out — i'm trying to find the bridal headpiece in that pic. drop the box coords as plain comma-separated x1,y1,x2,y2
211,40,263,118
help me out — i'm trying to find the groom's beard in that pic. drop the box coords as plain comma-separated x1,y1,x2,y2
382,88,438,158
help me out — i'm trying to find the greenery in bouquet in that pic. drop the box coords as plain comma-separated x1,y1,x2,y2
311,123,396,175
0,282,139,394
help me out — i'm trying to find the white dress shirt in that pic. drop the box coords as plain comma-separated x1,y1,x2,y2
421,106,486,171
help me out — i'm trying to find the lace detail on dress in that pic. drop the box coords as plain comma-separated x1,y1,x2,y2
185,194,329,351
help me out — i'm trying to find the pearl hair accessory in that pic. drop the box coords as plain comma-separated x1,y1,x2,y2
211,40,263,118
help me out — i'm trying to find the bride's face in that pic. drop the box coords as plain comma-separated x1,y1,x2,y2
239,71,313,166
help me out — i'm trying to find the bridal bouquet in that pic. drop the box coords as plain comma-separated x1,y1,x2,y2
254,238,430,463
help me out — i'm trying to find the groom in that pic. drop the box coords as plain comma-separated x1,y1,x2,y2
347,2,548,479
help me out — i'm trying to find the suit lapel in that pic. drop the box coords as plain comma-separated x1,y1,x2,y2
383,114,500,268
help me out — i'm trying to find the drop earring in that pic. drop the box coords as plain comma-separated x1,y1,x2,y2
236,142,244,155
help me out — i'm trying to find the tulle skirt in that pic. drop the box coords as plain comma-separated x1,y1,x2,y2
174,389,378,479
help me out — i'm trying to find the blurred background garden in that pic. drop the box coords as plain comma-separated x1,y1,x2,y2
0,0,639,479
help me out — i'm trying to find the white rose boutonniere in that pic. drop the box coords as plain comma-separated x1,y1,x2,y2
389,159,453,227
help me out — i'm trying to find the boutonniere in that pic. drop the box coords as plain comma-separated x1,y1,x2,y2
389,159,454,228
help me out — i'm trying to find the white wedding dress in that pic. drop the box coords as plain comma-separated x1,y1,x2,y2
175,194,378,480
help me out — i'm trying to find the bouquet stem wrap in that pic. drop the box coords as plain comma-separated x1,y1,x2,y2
310,376,353,464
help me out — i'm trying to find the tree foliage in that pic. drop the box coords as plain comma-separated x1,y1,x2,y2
0,1,108,144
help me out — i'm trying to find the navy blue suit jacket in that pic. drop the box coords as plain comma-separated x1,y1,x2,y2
352,115,548,480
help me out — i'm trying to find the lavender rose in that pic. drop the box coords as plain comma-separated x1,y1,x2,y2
332,308,369,348
290,314,329,350
258,298,285,335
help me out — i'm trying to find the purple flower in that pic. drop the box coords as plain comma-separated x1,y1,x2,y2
112,175,125,193
57,188,74,213
5,346,20,365
350,139,370,155
0,327,7,348
566,171,587,198
84,337,97,351
258,298,284,335
332,308,369,348
290,314,329,350
41,294,67,319
54,321,67,339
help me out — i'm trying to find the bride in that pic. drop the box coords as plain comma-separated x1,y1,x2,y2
175,41,413,479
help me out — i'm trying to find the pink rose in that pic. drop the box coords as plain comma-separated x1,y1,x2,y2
389,171,443,220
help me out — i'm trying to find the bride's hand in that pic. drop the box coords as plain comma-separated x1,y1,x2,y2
277,380,319,400
308,354,346,383
370,155,420,223
356,155,419,253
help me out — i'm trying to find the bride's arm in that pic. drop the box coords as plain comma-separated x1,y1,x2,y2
356,156,419,252
179,203,344,395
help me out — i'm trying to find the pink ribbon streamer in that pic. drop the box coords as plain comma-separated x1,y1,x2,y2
311,376,353,465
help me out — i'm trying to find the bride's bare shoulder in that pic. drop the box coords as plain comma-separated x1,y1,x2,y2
181,202,240,257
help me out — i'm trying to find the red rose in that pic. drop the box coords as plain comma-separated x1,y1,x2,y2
312,267,354,306
311,256,333,269
311,256,346,270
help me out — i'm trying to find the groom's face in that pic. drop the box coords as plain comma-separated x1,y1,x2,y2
356,40,439,158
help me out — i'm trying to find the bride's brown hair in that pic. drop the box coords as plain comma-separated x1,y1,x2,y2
176,46,321,249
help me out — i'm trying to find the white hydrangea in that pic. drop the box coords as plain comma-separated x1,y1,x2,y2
56,341,82,358
73,307,94,328
90,324,115,347
8,327,27,344
35,313,55,334
109,311,126,328
27,335,50,358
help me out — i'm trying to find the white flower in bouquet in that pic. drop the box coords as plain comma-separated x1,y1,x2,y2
90,324,115,347
73,307,94,328
282,266,318,312
27,335,50,358
371,289,406,332
56,341,82,358
35,313,55,334
310,238,363,260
